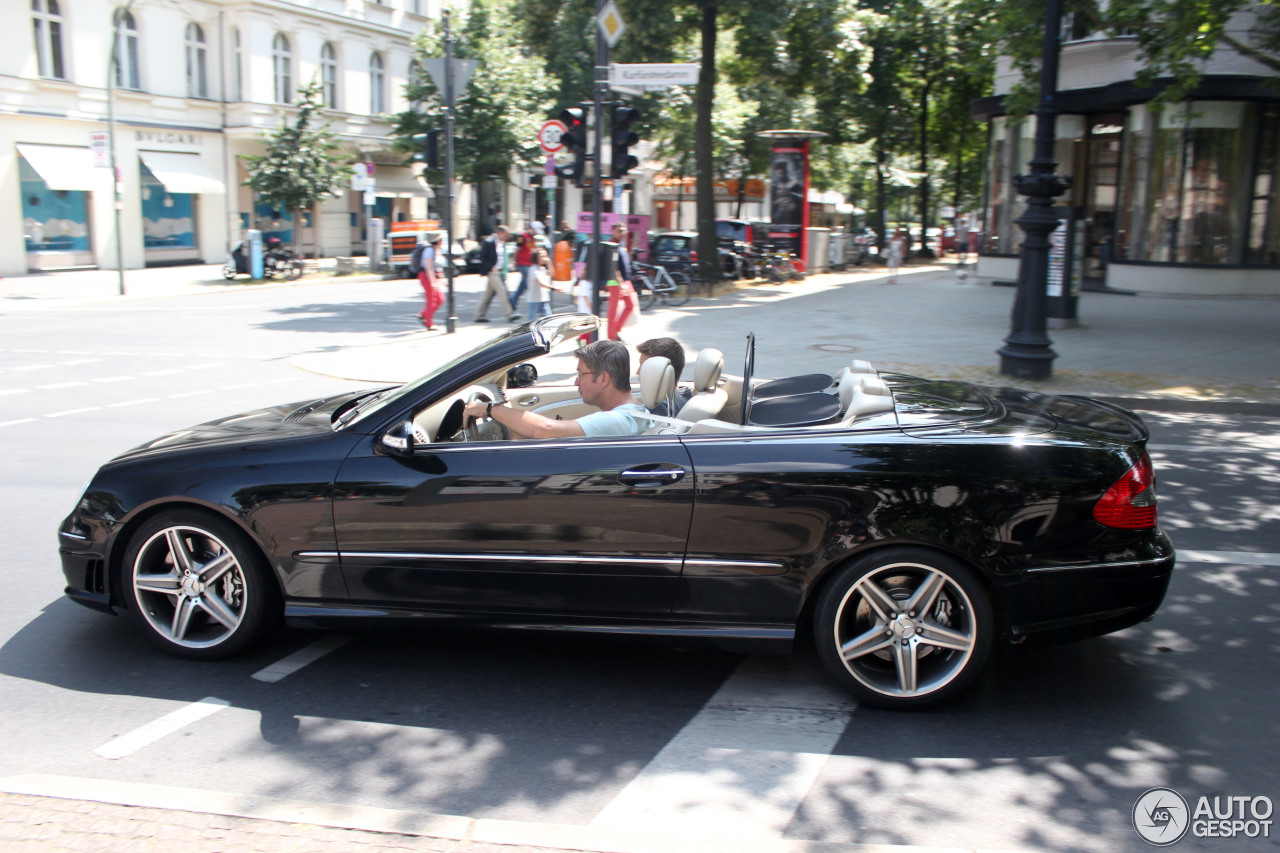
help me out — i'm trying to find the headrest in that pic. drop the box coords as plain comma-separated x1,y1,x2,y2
839,370,888,410
692,348,724,393
850,359,875,374
639,356,676,409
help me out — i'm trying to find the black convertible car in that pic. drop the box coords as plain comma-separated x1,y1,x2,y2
59,314,1174,709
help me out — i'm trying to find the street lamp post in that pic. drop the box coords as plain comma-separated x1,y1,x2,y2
997,0,1071,380
107,0,136,296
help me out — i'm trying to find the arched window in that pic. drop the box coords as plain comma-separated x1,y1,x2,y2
113,10,140,90
272,33,292,104
320,43,338,109
185,23,208,98
407,59,423,113
32,0,66,80
369,52,385,114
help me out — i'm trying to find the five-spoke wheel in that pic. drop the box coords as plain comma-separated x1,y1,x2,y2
123,512,276,658
815,549,991,709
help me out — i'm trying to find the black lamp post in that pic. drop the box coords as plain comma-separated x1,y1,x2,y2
997,0,1071,380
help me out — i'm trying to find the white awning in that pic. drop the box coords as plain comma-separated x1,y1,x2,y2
138,151,225,194
16,143,108,192
371,166,433,198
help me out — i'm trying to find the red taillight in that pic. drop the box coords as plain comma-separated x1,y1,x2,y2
1094,453,1157,529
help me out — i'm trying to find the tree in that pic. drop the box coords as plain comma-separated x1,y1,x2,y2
242,79,348,257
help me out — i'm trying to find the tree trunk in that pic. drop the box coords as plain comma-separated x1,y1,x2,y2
917,80,931,258
695,2,719,281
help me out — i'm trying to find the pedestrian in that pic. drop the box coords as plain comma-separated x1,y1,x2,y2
886,229,905,284
606,222,637,340
473,226,519,323
511,223,537,310
412,235,443,330
954,219,970,264
525,248,553,322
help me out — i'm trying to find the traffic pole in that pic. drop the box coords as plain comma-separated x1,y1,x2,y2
443,9,458,333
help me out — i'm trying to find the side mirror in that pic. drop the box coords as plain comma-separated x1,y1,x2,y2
507,363,538,388
380,420,415,456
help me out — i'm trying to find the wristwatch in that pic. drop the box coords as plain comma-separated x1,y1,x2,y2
486,401,496,418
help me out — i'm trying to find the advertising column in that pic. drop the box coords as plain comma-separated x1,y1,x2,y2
767,135,812,270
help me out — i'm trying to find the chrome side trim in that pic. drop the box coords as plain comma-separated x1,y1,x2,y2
1024,556,1172,574
296,551,787,571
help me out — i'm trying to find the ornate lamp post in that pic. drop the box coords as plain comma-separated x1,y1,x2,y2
997,0,1071,380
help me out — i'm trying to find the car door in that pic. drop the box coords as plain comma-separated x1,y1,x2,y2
331,432,694,618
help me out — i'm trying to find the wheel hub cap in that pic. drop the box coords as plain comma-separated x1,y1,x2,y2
888,612,919,640
180,571,205,597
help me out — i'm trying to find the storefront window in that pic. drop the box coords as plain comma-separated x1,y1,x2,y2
140,162,195,249
20,156,89,252
1247,105,1279,266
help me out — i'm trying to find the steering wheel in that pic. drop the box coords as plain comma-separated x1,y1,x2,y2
461,388,509,442
741,332,756,424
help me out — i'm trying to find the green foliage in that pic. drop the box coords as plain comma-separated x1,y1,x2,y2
241,79,348,221
392,0,557,187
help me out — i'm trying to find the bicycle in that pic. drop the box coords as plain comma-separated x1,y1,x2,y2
633,262,691,308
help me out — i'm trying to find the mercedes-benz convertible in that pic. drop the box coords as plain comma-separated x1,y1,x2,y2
59,314,1174,709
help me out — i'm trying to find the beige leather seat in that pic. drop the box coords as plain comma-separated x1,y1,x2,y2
838,372,894,420
677,348,728,422
638,355,676,414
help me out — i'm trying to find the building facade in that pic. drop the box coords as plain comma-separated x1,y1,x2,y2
4,0,447,277
973,7,1279,296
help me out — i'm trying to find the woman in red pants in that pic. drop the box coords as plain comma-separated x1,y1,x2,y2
606,222,635,340
416,235,443,329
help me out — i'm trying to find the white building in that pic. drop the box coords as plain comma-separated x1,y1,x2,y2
3,0,450,276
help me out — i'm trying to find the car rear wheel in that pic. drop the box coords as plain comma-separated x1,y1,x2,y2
814,548,991,709
122,511,278,659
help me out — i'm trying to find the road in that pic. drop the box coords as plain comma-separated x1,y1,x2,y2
1,274,1277,853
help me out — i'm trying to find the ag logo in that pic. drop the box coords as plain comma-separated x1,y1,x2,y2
1134,787,1190,846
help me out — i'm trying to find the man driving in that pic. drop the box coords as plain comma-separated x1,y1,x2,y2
462,340,651,439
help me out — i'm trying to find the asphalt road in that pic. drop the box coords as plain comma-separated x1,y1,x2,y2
1,276,1277,853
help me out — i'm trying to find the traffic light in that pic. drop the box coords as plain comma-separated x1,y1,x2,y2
610,105,640,179
411,129,442,170
555,106,588,187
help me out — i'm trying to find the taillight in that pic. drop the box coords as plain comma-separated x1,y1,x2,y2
1094,453,1157,529
690,250,698,262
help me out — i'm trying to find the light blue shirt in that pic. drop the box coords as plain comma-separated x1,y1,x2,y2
578,403,651,437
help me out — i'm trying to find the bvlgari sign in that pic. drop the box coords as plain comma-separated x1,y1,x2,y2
134,131,205,146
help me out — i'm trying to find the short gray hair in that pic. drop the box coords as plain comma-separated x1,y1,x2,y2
577,340,630,391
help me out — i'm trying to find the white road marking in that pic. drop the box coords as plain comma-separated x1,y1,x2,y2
140,369,181,376
45,406,103,418
590,655,855,839
251,634,350,683
107,398,160,408
1178,550,1280,566
0,419,37,428
168,389,213,399
97,375,135,383
37,381,87,390
93,697,231,760
11,364,51,371
61,358,102,366
0,388,29,396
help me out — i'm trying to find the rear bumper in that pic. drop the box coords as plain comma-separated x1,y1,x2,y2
1001,531,1176,644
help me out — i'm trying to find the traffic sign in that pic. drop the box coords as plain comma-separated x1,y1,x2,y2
598,0,626,48
538,120,567,154
610,63,699,90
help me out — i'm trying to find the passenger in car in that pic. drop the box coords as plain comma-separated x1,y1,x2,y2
636,337,692,417
463,340,651,439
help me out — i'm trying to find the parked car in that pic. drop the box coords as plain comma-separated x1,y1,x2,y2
652,231,740,279
58,315,1175,710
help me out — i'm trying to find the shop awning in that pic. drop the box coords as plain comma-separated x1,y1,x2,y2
16,143,107,192
138,151,225,194
371,166,433,198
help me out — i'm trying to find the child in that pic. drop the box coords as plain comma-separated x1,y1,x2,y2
525,249,553,321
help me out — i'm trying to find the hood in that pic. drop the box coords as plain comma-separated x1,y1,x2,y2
111,391,371,461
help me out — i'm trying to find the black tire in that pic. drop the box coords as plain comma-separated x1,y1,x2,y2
121,510,280,660
813,548,992,710
221,265,236,280
765,266,783,284
662,271,691,307
287,260,304,280
634,273,656,311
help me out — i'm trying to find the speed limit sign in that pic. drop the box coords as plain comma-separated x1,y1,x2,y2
538,120,567,154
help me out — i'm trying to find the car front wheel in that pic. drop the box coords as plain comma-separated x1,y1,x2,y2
122,511,279,659
814,548,992,709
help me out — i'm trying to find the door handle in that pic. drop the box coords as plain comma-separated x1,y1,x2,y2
619,466,686,486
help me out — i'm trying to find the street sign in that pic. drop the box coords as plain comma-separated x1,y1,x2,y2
598,0,626,47
610,63,700,90
89,131,109,168
423,58,479,108
538,120,567,154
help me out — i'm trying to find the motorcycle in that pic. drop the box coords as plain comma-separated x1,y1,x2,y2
222,239,304,280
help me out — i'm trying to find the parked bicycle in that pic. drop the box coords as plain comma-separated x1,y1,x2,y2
633,262,692,309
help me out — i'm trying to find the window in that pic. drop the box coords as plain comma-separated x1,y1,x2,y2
111,11,140,89
185,23,208,98
32,0,65,80
369,52,385,114
408,59,423,112
321,43,338,109
232,28,243,101
273,33,292,104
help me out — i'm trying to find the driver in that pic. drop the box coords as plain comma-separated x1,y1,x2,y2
463,340,651,439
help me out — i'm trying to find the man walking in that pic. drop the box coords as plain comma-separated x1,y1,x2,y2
474,226,519,323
